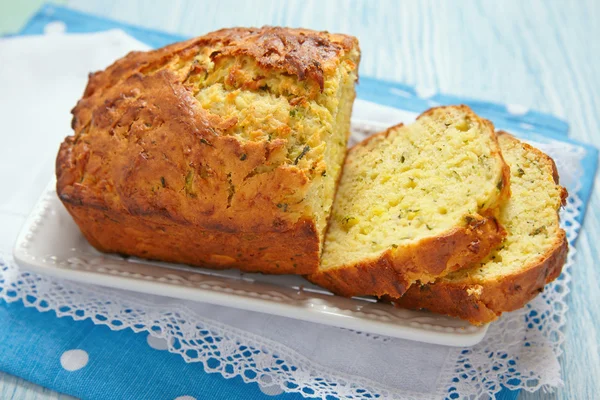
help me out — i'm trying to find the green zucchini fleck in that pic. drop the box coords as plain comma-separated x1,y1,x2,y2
185,171,196,198
294,145,310,165
200,138,213,147
530,226,547,236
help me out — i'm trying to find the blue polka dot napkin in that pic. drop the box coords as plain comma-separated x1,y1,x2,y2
0,298,301,400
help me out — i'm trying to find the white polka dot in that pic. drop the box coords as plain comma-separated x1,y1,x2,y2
60,349,88,371
258,375,285,396
414,86,437,99
174,396,196,400
146,334,169,350
259,384,285,396
506,103,529,116
44,21,66,34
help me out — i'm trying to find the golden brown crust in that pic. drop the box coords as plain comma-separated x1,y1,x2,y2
392,134,569,324
57,27,359,274
203,27,358,91
393,231,567,325
309,216,506,297
80,26,358,100
63,203,319,274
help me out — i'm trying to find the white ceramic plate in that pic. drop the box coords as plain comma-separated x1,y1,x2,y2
12,118,489,347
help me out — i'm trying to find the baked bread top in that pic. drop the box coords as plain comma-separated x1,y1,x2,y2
81,27,358,101
394,133,568,324
309,105,511,297
56,27,359,273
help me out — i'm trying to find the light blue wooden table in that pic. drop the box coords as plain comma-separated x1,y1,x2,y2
1,1,598,399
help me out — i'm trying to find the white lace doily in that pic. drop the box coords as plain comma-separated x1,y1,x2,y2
0,137,583,400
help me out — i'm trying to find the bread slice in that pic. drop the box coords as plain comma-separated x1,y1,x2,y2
309,106,510,297
393,133,568,324
57,27,360,274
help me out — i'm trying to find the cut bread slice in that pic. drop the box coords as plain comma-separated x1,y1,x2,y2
309,105,511,297
393,133,568,324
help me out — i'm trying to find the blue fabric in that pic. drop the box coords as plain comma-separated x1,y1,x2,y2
0,298,303,400
357,76,570,138
1,4,597,400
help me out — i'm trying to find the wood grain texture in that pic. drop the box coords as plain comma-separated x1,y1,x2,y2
3,1,599,399
0,372,74,400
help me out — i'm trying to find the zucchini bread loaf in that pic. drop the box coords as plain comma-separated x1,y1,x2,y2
56,27,360,274
393,133,568,324
310,106,511,297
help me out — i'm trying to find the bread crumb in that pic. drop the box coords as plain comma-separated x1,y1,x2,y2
466,285,483,297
